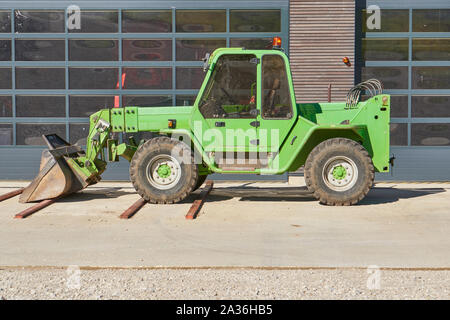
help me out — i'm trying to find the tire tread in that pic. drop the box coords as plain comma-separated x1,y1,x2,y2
304,138,374,206
129,137,198,204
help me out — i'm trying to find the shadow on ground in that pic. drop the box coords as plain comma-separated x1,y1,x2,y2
358,187,446,205
213,186,446,205
57,185,446,206
60,187,233,204
58,188,133,202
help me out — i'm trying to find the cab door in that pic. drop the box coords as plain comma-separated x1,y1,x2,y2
195,53,260,167
256,54,297,163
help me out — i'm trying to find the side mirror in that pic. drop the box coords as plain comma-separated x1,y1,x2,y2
202,53,211,72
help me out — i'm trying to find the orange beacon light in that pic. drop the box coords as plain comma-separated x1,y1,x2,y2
272,36,282,49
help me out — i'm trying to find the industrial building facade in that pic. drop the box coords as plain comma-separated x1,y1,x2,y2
0,0,449,180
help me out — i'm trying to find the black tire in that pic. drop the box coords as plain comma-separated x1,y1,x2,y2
193,174,208,191
304,138,374,206
129,137,198,204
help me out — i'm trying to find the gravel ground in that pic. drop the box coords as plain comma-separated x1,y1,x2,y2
0,267,449,300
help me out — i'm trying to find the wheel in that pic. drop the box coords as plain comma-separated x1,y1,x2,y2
193,174,208,191
304,138,374,206
129,137,198,204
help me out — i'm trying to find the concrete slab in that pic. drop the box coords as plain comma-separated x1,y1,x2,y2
0,180,449,268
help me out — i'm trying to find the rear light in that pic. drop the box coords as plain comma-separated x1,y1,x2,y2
272,37,282,49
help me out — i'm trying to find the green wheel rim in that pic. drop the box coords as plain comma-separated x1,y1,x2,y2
146,155,182,190
322,156,358,192
157,164,171,179
332,165,347,180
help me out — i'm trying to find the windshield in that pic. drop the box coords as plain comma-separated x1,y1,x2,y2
199,54,257,119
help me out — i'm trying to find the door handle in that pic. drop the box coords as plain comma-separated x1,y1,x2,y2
215,121,225,127
250,121,260,127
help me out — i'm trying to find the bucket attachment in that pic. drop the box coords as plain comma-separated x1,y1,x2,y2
19,134,93,203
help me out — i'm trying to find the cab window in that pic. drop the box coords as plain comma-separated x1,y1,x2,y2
262,55,293,119
199,54,257,119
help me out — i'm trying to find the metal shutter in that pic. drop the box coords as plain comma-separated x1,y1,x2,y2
289,0,355,102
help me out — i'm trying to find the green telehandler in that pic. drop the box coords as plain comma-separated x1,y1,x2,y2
20,40,392,206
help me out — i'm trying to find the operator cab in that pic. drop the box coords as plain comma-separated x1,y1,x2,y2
198,37,293,121
193,37,296,154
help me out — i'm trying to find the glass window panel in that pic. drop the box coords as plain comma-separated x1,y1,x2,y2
16,123,66,146
413,39,450,61
198,54,258,119
69,39,118,61
413,9,450,32
123,95,172,107
69,123,89,145
122,10,171,33
0,11,11,33
390,95,408,118
16,68,65,89
70,95,115,117
390,123,408,146
176,95,196,106
362,67,408,89
176,10,225,33
0,96,12,117
262,55,293,119
16,96,65,117
230,38,272,50
69,10,118,33
0,123,12,145
123,39,172,61
69,68,119,89
412,123,450,146
176,39,226,61
362,9,409,32
362,95,408,118
362,39,408,61
413,67,450,90
0,68,12,89
230,10,281,32
14,10,64,33
412,96,450,118
123,68,171,90
176,67,205,89
15,39,64,61
0,40,11,61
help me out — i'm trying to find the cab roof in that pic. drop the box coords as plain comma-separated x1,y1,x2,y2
209,47,286,63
